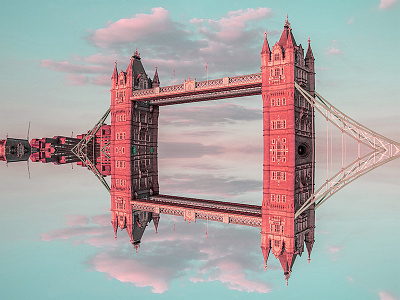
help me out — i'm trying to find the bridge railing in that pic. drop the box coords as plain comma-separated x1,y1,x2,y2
130,73,262,100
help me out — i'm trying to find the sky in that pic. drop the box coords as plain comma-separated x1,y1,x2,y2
0,0,399,299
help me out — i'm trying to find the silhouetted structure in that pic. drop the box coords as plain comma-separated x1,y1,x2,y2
0,138,31,162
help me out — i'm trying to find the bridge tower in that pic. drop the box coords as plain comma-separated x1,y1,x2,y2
110,49,159,246
261,19,315,280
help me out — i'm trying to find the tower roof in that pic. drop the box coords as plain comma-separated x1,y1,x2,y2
278,16,297,49
126,48,148,87
279,253,297,281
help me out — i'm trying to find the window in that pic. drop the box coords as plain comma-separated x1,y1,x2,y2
276,98,280,106
271,120,286,130
272,171,286,181
274,53,280,61
274,68,280,77
271,98,275,106
274,240,280,247
119,80,123,85
282,98,286,105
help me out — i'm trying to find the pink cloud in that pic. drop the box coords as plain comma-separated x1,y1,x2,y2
379,291,398,300
41,226,107,241
90,252,170,293
379,0,397,9
41,59,107,74
92,74,110,86
191,8,271,42
65,214,89,227
89,7,172,48
66,74,89,86
191,260,270,293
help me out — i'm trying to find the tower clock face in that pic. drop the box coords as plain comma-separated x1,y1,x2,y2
297,143,310,158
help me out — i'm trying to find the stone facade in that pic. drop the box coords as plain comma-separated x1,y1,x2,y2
261,19,316,282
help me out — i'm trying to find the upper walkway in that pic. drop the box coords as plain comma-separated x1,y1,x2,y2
130,73,262,105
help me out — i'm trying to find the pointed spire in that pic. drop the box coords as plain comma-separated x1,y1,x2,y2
261,239,271,270
261,30,271,54
112,60,118,79
133,47,140,59
305,37,315,60
152,65,160,88
305,239,314,258
111,217,118,239
285,14,290,28
279,16,296,48
152,213,160,234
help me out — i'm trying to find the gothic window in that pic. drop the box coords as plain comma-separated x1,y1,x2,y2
274,53,280,61
274,68,280,77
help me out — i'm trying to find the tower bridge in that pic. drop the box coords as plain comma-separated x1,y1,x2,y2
5,17,395,283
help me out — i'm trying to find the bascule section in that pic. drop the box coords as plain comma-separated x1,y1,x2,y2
261,19,316,282
110,49,160,248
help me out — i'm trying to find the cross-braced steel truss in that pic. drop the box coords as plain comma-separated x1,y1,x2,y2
71,108,111,192
294,83,400,218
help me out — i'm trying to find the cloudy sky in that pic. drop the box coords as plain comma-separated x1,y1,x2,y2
0,0,399,299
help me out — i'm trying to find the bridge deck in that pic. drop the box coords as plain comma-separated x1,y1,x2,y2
130,73,262,105
132,194,262,227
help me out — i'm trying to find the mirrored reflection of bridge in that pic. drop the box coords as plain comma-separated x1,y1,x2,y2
1,18,398,284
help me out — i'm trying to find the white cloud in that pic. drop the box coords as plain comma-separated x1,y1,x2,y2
327,40,344,55
327,246,344,254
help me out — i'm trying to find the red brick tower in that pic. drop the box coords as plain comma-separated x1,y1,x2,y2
261,18,315,282
110,49,159,246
